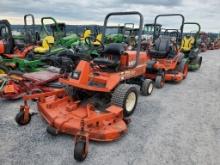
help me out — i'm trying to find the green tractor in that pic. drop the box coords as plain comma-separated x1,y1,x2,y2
104,23,136,44
181,22,202,71
32,17,77,55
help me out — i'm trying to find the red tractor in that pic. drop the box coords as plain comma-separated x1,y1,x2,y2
144,14,188,88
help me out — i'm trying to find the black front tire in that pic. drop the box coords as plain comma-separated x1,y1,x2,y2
141,79,154,96
155,75,165,88
111,84,138,117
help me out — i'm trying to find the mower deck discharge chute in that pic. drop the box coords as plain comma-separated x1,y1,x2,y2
15,11,154,161
145,14,188,88
181,22,202,71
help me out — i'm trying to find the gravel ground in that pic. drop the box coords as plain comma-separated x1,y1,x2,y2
0,50,220,165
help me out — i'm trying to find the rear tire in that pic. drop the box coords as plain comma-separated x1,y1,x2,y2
111,84,138,117
191,56,202,69
140,79,154,96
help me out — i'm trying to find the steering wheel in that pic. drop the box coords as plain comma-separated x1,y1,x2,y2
84,36,94,47
84,36,104,53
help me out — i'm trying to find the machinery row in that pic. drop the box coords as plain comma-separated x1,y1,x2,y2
0,11,217,161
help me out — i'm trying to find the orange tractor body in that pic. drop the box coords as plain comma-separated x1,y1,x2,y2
15,11,154,161
144,14,188,88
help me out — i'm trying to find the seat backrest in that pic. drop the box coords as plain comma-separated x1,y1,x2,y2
102,43,125,64
42,36,54,49
82,30,92,39
93,33,103,46
154,36,171,52
181,36,195,51
103,43,124,58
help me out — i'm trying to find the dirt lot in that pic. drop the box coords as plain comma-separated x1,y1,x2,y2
0,49,220,165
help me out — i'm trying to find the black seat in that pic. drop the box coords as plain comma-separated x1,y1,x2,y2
14,39,25,49
93,43,125,70
148,36,171,58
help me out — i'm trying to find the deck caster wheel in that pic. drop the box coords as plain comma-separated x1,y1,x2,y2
155,75,165,88
46,126,58,136
15,111,31,125
141,79,154,96
74,140,88,162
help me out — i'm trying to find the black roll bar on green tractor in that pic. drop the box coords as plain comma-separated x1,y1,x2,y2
41,17,60,36
183,22,201,47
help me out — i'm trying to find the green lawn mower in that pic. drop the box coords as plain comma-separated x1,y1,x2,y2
104,23,136,44
181,22,202,71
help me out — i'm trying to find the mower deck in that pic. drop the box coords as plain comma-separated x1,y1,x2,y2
0,70,62,100
37,91,127,141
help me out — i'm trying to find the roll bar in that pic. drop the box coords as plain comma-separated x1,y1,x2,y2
41,17,59,35
183,22,201,47
102,11,144,69
153,14,185,44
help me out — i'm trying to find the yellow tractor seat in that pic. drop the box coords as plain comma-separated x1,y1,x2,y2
81,29,92,40
34,36,55,54
93,33,103,46
181,36,195,52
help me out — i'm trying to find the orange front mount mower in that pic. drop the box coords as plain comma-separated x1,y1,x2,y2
15,11,154,161
145,14,188,88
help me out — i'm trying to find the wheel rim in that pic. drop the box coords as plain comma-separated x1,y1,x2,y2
0,69,6,74
148,83,153,94
125,92,136,112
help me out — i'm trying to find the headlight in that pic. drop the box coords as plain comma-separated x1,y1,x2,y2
71,71,81,79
